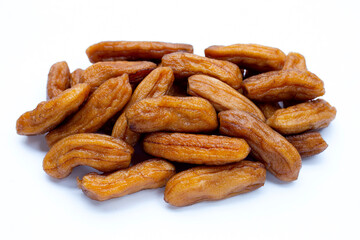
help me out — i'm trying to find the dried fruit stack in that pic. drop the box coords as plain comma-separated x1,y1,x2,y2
16,41,336,207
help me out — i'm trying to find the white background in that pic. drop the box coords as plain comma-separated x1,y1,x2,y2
1,0,359,239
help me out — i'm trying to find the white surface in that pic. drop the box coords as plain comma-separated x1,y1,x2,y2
1,0,359,239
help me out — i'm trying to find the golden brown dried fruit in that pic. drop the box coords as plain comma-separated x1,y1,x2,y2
77,159,175,201
45,74,132,147
86,41,193,63
256,102,281,120
143,132,250,165
242,70,325,102
126,96,218,133
164,161,266,207
286,131,328,158
219,110,301,182
266,99,337,135
16,83,90,135
204,44,286,72
111,114,139,146
43,133,133,179
112,67,174,145
70,68,84,87
80,61,156,92
282,52,307,71
124,67,174,110
47,61,70,99
161,52,242,89
187,74,265,121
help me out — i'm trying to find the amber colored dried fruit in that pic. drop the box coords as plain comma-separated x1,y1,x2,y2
112,67,174,146
266,99,337,135
219,110,301,182
256,102,281,119
16,83,90,135
47,61,70,99
80,61,156,92
70,68,84,87
242,70,325,102
77,159,175,201
187,74,265,121
143,132,250,165
124,67,174,110
45,74,132,147
282,52,307,71
86,41,193,63
204,44,286,72
111,114,136,145
164,161,266,207
161,52,242,89
126,96,218,133
43,133,133,179
286,131,328,158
